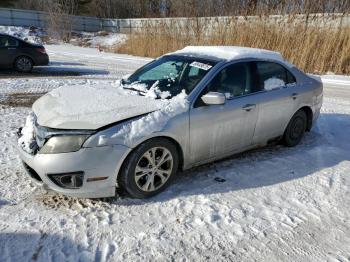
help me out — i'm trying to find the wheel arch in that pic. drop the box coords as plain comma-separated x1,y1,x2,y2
116,135,185,182
282,105,313,138
13,55,35,67
299,106,313,131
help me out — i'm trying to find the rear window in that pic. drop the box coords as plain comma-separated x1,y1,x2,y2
256,61,296,91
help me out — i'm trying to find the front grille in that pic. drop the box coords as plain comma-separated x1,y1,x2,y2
22,162,42,182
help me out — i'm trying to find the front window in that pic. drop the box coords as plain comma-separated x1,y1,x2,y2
206,62,255,99
123,56,217,98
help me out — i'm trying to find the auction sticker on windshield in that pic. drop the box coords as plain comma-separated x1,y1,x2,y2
190,61,213,71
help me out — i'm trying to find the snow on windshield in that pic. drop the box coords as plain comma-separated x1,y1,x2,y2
121,80,171,99
145,81,171,99
126,57,215,97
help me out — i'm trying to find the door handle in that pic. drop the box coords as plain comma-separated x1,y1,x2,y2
291,93,298,100
242,104,256,112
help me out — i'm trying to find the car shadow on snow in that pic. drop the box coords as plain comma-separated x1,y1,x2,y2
0,232,93,261
49,61,85,66
33,66,110,76
0,63,109,78
115,112,350,205
0,199,11,207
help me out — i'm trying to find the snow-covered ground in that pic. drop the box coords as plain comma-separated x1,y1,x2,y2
0,25,127,52
45,44,150,76
72,32,127,49
0,44,149,79
0,44,350,261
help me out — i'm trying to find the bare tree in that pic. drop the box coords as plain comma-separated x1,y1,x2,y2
14,0,46,11
10,0,350,19
45,0,78,41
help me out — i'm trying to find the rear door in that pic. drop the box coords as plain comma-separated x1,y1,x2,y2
0,36,19,68
189,62,260,164
252,61,299,144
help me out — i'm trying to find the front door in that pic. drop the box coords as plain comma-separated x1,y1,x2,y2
189,62,260,164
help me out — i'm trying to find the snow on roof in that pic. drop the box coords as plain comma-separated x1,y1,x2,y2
172,46,284,62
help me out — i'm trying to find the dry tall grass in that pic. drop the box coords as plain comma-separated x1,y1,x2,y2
115,15,350,74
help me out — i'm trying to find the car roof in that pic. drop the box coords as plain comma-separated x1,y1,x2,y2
170,46,284,63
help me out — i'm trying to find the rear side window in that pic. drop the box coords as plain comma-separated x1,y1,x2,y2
256,61,296,91
0,36,18,47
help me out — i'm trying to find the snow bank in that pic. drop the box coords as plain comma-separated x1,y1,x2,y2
0,26,44,44
0,26,127,49
86,33,127,48
113,90,188,145
17,113,36,154
318,74,350,87
172,46,283,62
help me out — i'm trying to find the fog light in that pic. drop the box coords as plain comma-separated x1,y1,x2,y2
48,172,84,189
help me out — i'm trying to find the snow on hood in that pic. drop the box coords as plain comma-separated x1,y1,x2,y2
18,113,36,154
32,83,170,130
112,90,188,146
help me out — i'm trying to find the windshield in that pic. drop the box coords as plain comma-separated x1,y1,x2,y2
123,55,217,98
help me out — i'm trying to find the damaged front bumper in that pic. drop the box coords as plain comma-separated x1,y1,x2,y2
17,128,131,198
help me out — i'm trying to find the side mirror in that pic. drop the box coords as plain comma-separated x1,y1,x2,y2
201,92,226,105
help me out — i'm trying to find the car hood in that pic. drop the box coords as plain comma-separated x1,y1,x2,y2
32,85,168,130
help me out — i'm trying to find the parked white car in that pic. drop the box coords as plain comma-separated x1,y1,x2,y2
17,46,323,198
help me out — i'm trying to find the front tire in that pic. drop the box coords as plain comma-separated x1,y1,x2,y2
119,138,179,198
283,110,307,147
14,56,33,73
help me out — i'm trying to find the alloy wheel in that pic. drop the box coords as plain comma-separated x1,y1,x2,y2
16,57,32,72
134,147,173,192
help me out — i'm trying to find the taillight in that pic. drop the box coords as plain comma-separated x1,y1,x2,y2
36,48,46,54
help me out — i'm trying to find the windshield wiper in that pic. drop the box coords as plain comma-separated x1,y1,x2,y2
122,86,146,96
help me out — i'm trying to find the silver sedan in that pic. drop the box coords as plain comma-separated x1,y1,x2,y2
17,46,323,198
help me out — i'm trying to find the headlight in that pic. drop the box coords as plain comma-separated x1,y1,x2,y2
39,135,90,154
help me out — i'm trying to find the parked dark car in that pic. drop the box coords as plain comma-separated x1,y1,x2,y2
0,33,49,73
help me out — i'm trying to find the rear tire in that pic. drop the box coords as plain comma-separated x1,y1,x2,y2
283,110,307,147
14,56,33,73
119,138,179,198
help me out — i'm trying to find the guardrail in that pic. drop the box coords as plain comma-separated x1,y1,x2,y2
0,8,121,32
0,8,349,33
